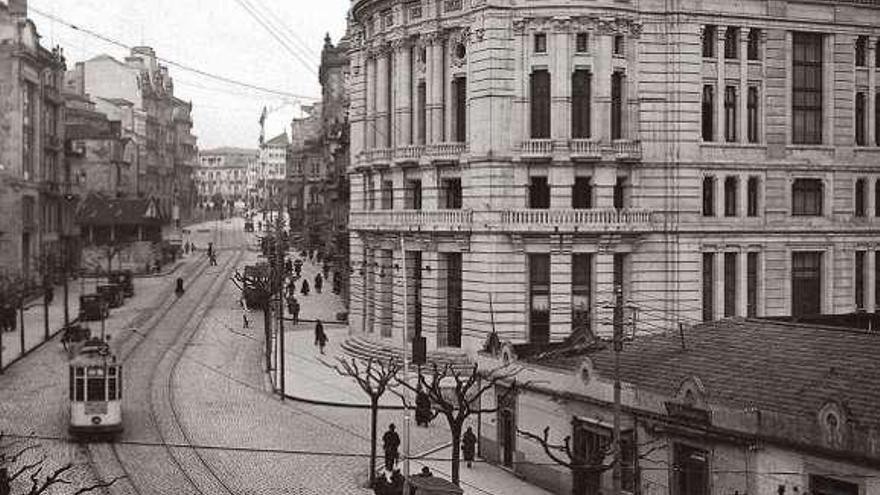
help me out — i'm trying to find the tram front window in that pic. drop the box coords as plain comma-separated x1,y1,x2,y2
86,367,106,402
73,368,84,401
108,368,117,400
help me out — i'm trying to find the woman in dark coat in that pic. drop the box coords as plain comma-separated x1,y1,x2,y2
314,320,327,354
300,279,310,296
462,426,477,468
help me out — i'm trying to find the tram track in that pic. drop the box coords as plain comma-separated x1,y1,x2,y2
83,240,246,495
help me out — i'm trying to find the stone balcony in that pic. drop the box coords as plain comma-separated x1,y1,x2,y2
519,139,642,162
425,142,467,162
496,208,657,233
363,147,393,166
569,139,602,160
611,140,642,161
394,144,424,163
350,209,474,232
519,139,554,160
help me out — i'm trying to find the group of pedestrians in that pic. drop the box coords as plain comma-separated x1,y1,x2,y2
381,422,478,475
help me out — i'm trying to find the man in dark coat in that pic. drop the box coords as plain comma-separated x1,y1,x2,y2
289,297,300,325
300,279,310,296
415,388,432,427
314,272,323,294
382,424,401,471
314,319,327,354
462,426,477,468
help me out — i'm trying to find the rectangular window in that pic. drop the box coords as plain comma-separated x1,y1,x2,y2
855,178,867,217
445,252,462,347
613,35,624,57
702,85,714,141
702,176,715,216
856,36,868,67
747,29,760,60
674,444,709,495
724,86,737,142
611,72,624,140
747,252,758,317
792,251,822,316
614,176,627,209
417,82,427,145
792,178,823,216
452,77,467,142
703,252,714,321
529,253,550,344
381,180,394,210
792,32,824,145
530,70,551,139
534,33,547,53
572,177,592,209
572,253,592,335
575,33,588,53
571,70,592,139
702,25,716,58
724,176,738,217
876,252,880,309
529,176,550,209
747,86,759,143
724,27,739,59
408,179,422,209
856,250,866,311
856,92,867,146
724,252,737,317
443,178,462,209
747,176,759,217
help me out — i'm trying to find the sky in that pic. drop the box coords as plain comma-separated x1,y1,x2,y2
28,0,351,150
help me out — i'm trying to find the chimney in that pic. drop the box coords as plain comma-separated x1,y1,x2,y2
8,0,27,17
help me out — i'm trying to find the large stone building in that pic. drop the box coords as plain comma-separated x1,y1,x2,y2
257,132,289,205
196,147,257,206
0,0,70,281
346,0,880,351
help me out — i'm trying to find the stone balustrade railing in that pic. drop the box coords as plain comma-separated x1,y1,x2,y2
520,139,554,155
395,145,425,161
425,142,467,158
499,208,655,228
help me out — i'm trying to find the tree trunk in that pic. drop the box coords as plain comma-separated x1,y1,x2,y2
263,310,272,371
450,423,462,486
370,396,379,486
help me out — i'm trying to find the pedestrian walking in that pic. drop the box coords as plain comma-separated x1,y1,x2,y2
208,242,214,258
294,259,302,277
382,424,401,471
415,388,432,427
210,253,218,266
290,297,300,325
462,426,477,468
314,272,323,294
314,319,328,354
322,262,330,279
242,312,249,328
300,279,310,296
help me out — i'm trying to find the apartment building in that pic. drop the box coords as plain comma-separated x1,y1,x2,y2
195,147,257,206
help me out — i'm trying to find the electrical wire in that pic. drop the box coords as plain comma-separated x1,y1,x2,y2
229,0,319,76
236,0,321,67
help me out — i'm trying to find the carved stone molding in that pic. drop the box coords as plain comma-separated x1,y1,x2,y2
552,16,572,33
512,18,528,34
423,30,444,45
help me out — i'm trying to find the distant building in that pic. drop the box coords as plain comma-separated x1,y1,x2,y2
195,147,258,207
171,97,198,224
0,0,69,282
257,132,289,208
478,318,880,495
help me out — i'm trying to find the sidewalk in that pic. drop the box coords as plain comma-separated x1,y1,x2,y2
265,256,553,495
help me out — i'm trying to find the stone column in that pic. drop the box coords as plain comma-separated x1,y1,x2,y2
594,32,612,143
714,250,724,320
376,45,391,149
737,249,747,317
868,37,877,147
715,28,726,142
552,17,571,141
421,250,441,349
445,36,455,142
550,165,573,208
394,39,413,146
739,28,749,143
513,20,527,147
365,54,376,149
626,31,640,141
593,252,615,338
430,33,446,143
593,166,616,208
550,239,572,341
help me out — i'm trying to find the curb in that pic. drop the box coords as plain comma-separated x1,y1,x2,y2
0,325,67,373
280,392,407,410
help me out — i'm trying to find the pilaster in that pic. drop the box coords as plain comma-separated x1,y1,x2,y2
550,236,573,341
552,17,571,140
376,46,391,148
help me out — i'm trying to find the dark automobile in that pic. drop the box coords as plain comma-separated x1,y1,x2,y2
96,284,124,308
244,220,254,232
78,294,109,321
108,270,134,297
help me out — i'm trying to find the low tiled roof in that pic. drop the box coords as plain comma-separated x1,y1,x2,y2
76,194,163,226
534,318,880,429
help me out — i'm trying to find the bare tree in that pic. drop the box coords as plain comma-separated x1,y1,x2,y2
517,425,665,495
331,356,402,486
0,432,122,495
397,362,522,486
231,264,275,370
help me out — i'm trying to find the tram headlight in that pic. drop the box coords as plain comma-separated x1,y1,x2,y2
91,416,102,425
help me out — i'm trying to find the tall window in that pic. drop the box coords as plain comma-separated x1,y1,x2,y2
792,32,824,145
703,252,714,321
571,70,592,139
724,252,737,317
674,444,709,495
856,92,867,146
724,86,737,142
702,25,716,58
534,33,547,53
724,176,738,217
876,252,880,309
611,72,624,140
452,77,467,142
572,254,592,335
443,178,462,209
747,176,759,217
747,28,760,60
23,83,35,178
702,176,715,216
792,251,822,316
575,33,588,53
614,176,627,209
747,86,759,143
381,180,393,210
702,85,714,141
572,177,592,209
407,179,422,209
855,178,867,217
747,252,758,317
792,178,823,216
613,35,625,57
724,27,739,59
529,253,550,344
445,253,462,347
529,176,550,209
530,70,551,139
856,36,868,67
876,94,880,146
856,250,866,311
417,82,427,145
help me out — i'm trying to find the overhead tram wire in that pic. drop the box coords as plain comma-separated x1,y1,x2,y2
28,6,320,102
239,0,321,67
230,0,319,76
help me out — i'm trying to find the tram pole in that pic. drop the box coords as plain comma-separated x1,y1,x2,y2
277,198,286,400
400,235,411,494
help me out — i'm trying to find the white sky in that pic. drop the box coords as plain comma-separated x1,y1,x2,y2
30,0,350,149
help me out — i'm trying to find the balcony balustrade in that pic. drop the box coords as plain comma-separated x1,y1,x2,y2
520,139,554,159
569,139,601,160
425,142,467,162
364,147,393,166
497,208,657,233
611,140,642,161
350,209,474,232
395,144,424,162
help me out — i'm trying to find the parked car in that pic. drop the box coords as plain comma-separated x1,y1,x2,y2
244,220,254,232
96,284,124,308
108,270,134,297
78,294,109,321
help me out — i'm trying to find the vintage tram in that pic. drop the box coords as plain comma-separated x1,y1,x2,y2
69,338,123,437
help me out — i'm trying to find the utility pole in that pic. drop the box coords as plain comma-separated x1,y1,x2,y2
612,284,624,495
276,197,286,400
400,235,411,494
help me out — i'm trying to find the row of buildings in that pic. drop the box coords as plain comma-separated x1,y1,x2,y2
339,0,880,493
0,0,198,282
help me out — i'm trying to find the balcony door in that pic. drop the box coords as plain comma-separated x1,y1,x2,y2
792,251,822,316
